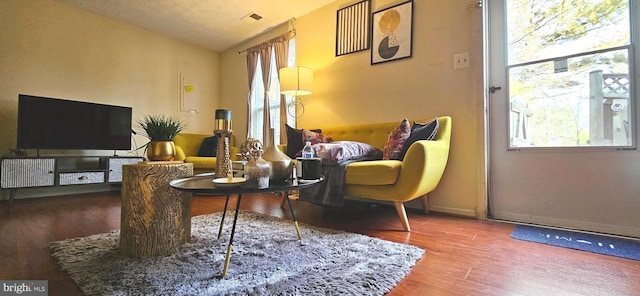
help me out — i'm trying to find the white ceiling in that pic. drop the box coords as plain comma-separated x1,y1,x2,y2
56,0,337,52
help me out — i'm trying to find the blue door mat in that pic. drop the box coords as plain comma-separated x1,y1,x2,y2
510,225,640,261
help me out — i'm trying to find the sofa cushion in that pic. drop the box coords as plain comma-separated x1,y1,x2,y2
197,136,218,157
344,160,402,185
398,117,439,160
312,141,383,164
184,156,217,169
382,118,411,160
285,125,323,158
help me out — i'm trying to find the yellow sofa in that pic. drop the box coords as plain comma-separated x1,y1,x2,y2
299,116,452,232
173,133,239,173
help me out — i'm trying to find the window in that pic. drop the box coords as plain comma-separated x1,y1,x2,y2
248,40,296,144
505,0,632,148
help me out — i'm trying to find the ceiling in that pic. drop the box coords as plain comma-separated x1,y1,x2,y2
56,0,337,52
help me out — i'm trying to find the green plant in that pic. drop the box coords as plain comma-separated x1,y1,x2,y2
136,114,186,142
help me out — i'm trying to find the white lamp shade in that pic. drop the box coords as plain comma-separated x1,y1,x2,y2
279,66,313,96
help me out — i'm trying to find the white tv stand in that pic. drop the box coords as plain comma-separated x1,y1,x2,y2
0,155,143,206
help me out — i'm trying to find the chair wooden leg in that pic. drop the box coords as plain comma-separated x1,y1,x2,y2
393,201,411,232
420,194,429,214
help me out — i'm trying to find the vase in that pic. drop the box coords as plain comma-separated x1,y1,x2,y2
147,141,176,161
262,128,293,183
244,156,270,189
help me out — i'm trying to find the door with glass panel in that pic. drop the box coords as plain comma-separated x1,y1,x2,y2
487,0,640,237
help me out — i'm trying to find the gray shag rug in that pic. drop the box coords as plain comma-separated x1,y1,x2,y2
50,210,424,295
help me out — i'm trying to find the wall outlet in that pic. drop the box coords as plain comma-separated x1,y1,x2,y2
454,52,470,69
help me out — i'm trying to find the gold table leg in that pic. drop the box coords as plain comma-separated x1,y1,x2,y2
218,194,242,278
221,244,233,278
284,191,302,240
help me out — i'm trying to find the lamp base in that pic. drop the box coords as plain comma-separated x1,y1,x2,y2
287,98,304,118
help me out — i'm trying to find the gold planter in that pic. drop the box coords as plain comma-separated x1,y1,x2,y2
147,141,176,161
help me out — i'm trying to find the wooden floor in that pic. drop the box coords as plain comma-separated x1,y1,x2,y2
1,191,639,296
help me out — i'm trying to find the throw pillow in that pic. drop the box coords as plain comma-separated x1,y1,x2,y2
285,125,324,158
302,129,332,145
398,117,439,160
313,141,383,164
197,136,218,157
382,118,411,160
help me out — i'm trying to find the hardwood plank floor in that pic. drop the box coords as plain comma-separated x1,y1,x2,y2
1,191,639,295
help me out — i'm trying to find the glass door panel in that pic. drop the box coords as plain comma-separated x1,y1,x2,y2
508,47,632,147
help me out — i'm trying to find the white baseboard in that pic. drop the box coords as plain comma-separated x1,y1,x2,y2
346,196,477,218
427,205,477,218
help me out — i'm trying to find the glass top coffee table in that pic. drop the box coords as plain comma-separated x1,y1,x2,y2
169,174,324,278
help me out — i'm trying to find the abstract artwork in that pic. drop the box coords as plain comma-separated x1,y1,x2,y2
336,0,371,56
371,0,414,65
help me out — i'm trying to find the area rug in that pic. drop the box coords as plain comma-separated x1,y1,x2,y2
511,225,640,261
50,211,424,295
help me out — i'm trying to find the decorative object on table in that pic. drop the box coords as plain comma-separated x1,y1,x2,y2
261,128,293,183
136,114,187,161
212,177,246,189
240,138,269,189
279,66,313,118
296,141,315,179
231,160,246,177
336,0,371,56
371,0,414,65
50,211,424,295
298,158,323,180
239,138,260,161
214,109,233,180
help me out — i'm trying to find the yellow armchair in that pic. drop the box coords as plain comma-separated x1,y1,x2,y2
313,116,452,232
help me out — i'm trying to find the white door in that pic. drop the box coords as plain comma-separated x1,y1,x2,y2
487,0,640,238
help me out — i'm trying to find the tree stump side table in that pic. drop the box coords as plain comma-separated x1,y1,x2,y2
120,161,193,257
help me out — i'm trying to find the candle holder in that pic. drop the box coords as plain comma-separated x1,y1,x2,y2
214,109,232,179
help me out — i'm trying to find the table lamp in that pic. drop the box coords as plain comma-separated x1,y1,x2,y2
214,109,233,180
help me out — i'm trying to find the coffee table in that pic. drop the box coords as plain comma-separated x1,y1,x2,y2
169,174,324,278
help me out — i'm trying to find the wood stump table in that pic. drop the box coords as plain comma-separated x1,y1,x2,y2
120,162,193,257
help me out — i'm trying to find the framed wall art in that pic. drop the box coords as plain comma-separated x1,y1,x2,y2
336,0,371,56
371,0,414,65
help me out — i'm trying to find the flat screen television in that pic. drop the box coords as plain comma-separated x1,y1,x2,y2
17,94,133,150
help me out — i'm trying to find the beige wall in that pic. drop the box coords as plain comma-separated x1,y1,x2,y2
220,0,485,217
0,0,220,153
0,0,219,198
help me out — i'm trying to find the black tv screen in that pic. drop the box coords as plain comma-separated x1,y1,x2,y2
17,94,133,150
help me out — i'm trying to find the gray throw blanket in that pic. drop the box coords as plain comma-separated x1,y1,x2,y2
298,157,375,207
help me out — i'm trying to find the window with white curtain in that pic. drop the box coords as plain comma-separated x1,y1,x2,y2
248,39,296,144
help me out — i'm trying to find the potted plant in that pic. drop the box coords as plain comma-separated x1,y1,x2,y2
136,114,186,161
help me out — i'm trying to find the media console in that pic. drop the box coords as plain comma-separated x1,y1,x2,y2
0,156,143,206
